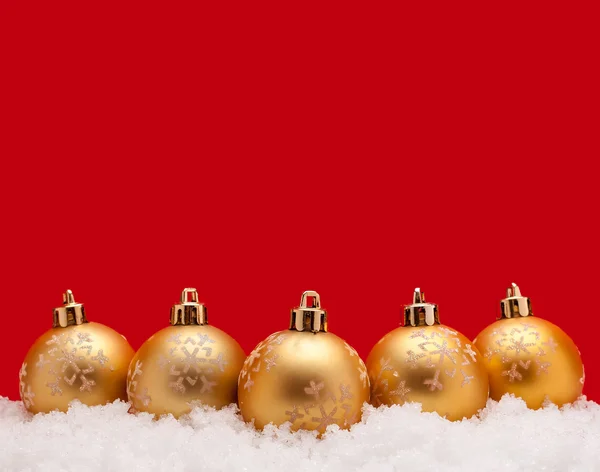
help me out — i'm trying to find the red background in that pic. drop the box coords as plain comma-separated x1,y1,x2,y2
1,2,598,402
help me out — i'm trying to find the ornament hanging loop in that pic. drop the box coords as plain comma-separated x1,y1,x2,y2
170,287,208,326
181,287,199,304
300,290,321,309
53,289,88,328
404,287,440,327
290,290,328,333
500,282,532,319
413,288,425,304
63,290,76,305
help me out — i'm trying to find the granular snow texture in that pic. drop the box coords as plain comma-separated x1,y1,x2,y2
1,396,599,472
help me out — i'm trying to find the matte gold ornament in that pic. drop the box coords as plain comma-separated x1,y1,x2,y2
474,283,584,409
19,290,134,414
366,288,489,421
238,291,370,434
127,288,245,418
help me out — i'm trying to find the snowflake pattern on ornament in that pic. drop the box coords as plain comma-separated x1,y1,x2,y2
388,380,410,400
242,333,365,431
357,362,369,388
28,331,114,397
284,405,304,423
369,357,395,405
463,344,478,363
154,332,223,395
304,380,325,399
19,363,34,408
344,341,358,357
127,360,152,407
424,369,443,391
535,359,551,375
502,362,523,382
311,404,338,430
289,378,358,430
543,337,558,353
483,323,557,383
370,326,481,406
460,369,474,387
239,333,287,385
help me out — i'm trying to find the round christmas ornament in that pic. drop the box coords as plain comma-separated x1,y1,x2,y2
366,288,488,421
474,283,584,409
127,288,245,417
238,291,370,434
19,290,134,414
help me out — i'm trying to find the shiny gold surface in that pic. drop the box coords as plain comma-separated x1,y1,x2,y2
53,289,87,328
127,287,245,418
127,325,245,417
170,287,208,326
367,324,489,420
20,321,134,413
475,306,584,409
289,290,327,333
238,329,370,433
499,283,532,319
403,288,440,327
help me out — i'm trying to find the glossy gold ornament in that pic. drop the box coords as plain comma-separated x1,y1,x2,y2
19,290,134,414
127,288,245,417
366,288,489,421
474,283,584,409
238,291,370,434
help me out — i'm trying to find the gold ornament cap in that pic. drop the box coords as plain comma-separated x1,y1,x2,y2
403,288,440,327
53,289,88,328
500,283,532,319
170,288,208,325
290,290,327,333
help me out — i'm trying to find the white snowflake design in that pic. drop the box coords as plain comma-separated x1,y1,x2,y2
389,380,410,400
293,376,358,431
358,362,369,388
241,332,364,431
502,362,523,382
127,360,152,407
285,405,305,423
460,369,474,387
26,331,115,399
483,321,558,379
424,369,443,391
239,333,288,382
408,326,479,389
370,326,485,406
304,380,325,399
344,342,358,357
157,331,222,395
369,357,403,405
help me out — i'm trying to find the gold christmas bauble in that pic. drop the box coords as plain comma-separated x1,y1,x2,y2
127,288,245,418
19,290,134,414
367,288,489,421
474,283,584,409
238,291,370,434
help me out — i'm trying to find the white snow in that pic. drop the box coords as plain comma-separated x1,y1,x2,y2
1,395,599,471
